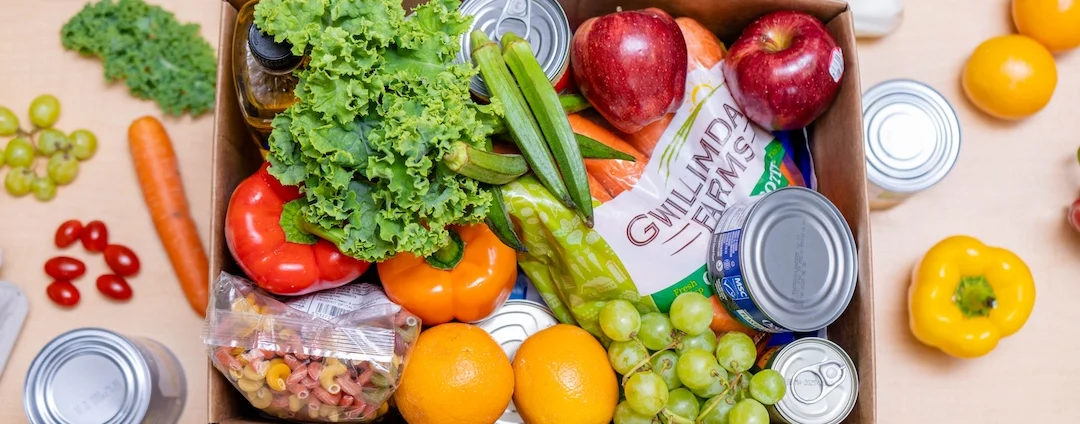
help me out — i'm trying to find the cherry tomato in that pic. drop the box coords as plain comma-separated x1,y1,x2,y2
46,281,80,307
103,245,140,276
55,220,84,248
80,220,109,252
96,274,132,301
44,256,86,280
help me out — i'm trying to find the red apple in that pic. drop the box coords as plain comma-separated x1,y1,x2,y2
722,11,844,131
571,8,687,134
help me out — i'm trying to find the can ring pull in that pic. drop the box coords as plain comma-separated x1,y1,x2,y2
495,0,532,41
790,359,846,404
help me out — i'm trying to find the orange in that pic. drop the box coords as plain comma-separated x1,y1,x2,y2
1012,0,1080,52
393,323,514,424
962,35,1057,120
511,324,619,424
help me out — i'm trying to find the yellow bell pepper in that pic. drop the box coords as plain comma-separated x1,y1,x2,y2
908,235,1036,358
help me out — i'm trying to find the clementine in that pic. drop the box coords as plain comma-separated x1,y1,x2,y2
511,324,619,424
962,35,1057,120
1013,0,1080,52
393,323,514,424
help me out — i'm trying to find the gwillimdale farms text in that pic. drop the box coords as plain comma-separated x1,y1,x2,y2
627,104,781,246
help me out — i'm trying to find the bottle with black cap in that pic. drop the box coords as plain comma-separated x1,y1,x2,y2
233,0,304,154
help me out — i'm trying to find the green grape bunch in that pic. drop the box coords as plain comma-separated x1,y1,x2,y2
598,291,790,424
0,95,99,202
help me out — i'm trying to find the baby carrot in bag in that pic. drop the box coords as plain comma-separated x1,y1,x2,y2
568,113,648,197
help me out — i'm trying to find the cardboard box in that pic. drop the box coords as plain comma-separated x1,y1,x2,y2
208,0,876,422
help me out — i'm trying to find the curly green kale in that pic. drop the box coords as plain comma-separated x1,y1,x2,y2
61,0,217,116
255,0,502,262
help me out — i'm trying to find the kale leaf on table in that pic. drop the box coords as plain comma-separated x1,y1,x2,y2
61,0,217,117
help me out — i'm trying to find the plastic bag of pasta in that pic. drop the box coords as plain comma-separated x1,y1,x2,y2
202,272,420,422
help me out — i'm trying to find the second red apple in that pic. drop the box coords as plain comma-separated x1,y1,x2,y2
722,11,845,131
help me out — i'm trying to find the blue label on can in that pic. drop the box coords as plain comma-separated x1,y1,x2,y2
765,328,828,348
713,228,790,333
510,269,547,305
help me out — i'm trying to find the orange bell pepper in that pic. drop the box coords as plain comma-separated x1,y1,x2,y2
377,223,517,325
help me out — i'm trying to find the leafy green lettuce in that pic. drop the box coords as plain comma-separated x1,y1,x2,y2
255,0,502,262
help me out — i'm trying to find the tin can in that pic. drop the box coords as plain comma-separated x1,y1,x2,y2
475,300,559,424
24,328,186,424
456,0,572,100
862,79,961,210
707,187,857,333
756,337,858,424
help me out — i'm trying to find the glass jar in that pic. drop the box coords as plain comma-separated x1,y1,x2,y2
233,0,303,154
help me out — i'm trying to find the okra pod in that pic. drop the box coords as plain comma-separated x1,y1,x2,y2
487,94,592,134
560,94,592,114
485,185,528,252
470,30,574,209
443,142,528,185
576,134,635,162
501,32,594,227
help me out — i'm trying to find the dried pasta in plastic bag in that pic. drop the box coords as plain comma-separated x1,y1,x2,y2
202,271,419,422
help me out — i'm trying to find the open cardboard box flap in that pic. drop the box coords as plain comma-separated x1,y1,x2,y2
209,0,875,422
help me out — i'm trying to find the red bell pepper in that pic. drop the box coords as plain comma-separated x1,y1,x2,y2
225,163,370,296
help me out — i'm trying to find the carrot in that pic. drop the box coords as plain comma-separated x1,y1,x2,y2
676,17,727,70
588,173,613,203
568,114,647,197
128,116,209,317
627,113,673,158
491,140,521,155
709,295,758,336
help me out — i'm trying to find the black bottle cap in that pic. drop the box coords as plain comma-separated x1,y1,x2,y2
248,23,302,71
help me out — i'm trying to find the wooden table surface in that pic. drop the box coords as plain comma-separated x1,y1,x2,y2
1,0,1077,423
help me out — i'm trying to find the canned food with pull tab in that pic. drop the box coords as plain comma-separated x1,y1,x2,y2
455,0,572,101
756,337,858,424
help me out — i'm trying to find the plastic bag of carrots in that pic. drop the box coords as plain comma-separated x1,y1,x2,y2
201,272,419,422
501,20,815,343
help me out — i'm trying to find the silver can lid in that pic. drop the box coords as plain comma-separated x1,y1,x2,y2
742,187,857,332
24,328,151,424
455,0,571,99
863,79,961,194
475,300,559,424
770,337,858,424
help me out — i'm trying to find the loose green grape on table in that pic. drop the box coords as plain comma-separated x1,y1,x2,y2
0,95,98,201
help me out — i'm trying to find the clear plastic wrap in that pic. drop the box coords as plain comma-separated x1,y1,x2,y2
202,272,420,422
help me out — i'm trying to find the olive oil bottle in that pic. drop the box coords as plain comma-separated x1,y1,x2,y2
233,0,303,153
